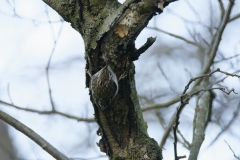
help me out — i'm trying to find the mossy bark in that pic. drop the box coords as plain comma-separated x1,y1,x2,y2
42,0,172,159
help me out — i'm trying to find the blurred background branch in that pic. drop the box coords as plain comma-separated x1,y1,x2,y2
0,110,71,160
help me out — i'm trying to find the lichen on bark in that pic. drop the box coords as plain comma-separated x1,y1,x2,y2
42,0,173,159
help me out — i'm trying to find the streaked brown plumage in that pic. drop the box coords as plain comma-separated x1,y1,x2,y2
90,65,118,110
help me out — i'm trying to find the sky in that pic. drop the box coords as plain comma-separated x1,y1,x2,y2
0,0,240,160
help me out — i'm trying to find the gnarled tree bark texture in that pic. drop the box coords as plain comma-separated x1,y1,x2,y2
43,0,175,159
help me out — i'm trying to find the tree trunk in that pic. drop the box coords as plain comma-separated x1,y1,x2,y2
42,0,174,159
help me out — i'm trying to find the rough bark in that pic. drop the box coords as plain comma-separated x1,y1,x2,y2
42,0,175,159
189,79,214,160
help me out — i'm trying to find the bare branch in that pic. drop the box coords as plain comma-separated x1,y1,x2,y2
229,13,240,23
155,107,191,150
173,107,186,160
208,100,240,147
42,0,81,25
130,37,156,61
0,100,95,123
155,109,166,129
208,0,215,37
142,96,179,112
193,0,235,88
176,79,236,160
185,0,202,22
189,79,214,160
147,26,205,51
214,54,240,63
160,68,239,148
177,129,190,149
225,140,240,160
182,68,239,98
157,62,178,94
0,110,71,160
166,8,212,41
218,0,225,19
7,83,13,104
0,3,62,26
160,106,180,148
143,67,240,112
45,13,64,110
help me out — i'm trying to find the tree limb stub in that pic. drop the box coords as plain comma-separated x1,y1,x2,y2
130,37,156,61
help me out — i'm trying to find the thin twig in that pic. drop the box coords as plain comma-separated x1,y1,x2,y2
214,54,240,63
229,13,240,23
166,8,211,42
155,109,166,129
148,1,234,98
45,5,64,111
225,140,240,160
142,96,179,112
157,62,178,94
177,129,190,149
147,26,205,51
0,100,95,122
185,0,202,22
1,1,62,25
174,85,226,160
173,107,186,160
193,0,235,88
213,70,240,85
7,83,13,104
0,110,71,160
182,68,239,98
148,9,234,94
155,109,190,150
160,68,239,148
208,100,240,147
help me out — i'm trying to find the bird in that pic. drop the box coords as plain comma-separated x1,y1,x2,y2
90,65,119,110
